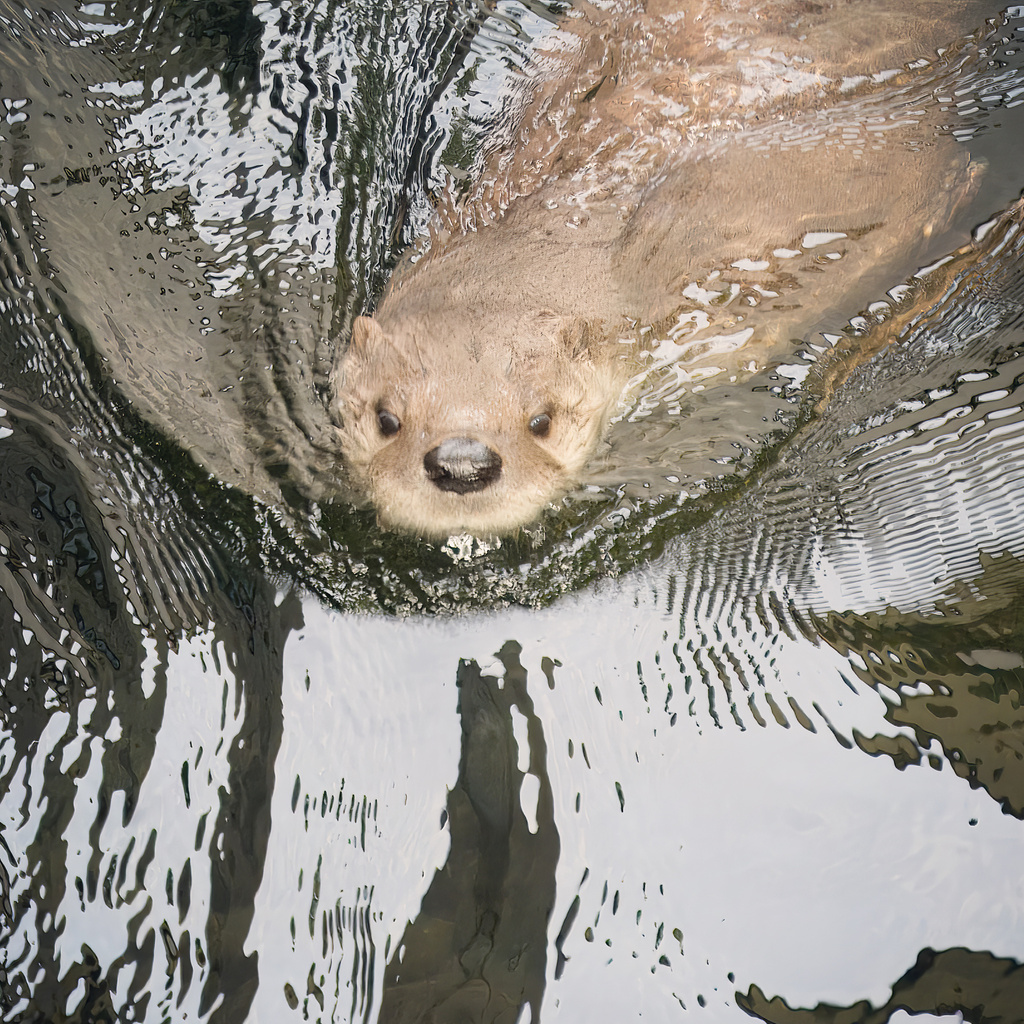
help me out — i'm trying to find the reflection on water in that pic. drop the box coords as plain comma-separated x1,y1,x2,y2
2,1,1024,1022
378,646,557,1023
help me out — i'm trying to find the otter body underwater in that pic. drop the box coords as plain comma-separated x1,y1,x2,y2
331,0,1001,539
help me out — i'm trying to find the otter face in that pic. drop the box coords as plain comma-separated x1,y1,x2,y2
330,314,622,538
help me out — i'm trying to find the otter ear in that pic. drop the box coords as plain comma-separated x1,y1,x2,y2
349,315,386,358
332,316,385,384
330,316,384,408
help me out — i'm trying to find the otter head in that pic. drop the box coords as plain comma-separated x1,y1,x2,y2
330,312,623,538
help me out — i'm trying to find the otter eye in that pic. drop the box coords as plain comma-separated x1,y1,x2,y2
377,408,401,437
529,412,552,437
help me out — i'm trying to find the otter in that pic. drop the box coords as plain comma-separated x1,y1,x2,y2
330,0,993,538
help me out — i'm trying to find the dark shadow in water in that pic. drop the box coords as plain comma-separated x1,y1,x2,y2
740,946,1024,1023
815,550,1024,817
742,563,1024,1018
198,599,298,1024
0,392,298,1021
116,0,265,103
378,642,559,1024
0,438,158,1023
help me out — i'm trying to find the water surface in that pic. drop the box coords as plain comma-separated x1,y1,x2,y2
2,2,1024,1022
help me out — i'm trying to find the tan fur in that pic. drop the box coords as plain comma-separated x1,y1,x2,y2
331,0,991,538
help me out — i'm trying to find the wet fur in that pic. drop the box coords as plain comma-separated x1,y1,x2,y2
331,0,990,537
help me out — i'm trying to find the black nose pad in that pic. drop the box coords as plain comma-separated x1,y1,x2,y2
424,438,502,494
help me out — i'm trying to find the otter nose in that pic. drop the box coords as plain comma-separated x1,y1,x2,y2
424,438,502,494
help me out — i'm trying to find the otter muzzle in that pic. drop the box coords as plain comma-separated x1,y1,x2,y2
424,438,503,494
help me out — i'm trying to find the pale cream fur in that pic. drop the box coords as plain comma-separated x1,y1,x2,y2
332,0,991,538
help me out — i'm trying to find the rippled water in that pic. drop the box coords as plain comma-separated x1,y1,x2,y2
3,1,1024,1022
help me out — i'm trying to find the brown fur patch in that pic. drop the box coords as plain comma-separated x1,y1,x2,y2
332,0,991,537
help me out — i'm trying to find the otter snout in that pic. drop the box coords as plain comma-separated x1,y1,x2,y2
424,438,502,494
